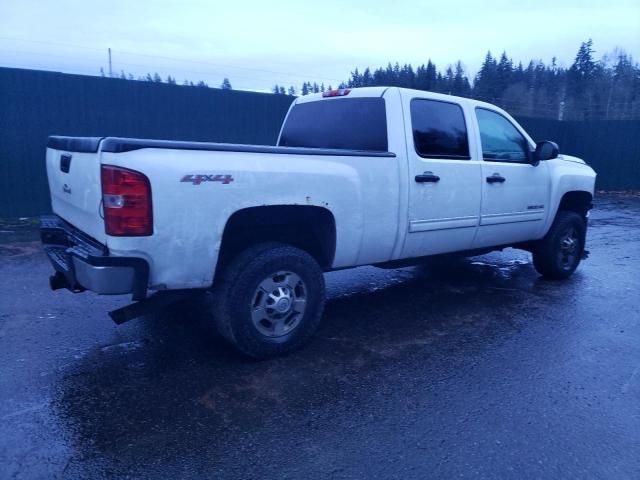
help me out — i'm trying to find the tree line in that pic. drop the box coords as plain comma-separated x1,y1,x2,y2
331,40,639,120
103,40,639,120
100,68,233,90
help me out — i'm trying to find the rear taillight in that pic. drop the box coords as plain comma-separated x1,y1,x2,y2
101,165,153,236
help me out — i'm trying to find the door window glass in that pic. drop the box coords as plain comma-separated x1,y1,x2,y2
476,108,530,162
411,99,470,159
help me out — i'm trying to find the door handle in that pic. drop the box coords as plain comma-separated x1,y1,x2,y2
486,173,506,184
415,172,440,183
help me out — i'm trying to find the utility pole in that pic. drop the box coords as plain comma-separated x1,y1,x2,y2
108,48,112,77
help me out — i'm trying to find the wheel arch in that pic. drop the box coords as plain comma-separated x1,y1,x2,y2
215,205,336,279
557,190,593,218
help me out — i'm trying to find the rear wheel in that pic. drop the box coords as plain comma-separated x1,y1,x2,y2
532,210,586,280
212,242,325,358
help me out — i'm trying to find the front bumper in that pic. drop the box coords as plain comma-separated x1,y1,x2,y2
40,215,148,300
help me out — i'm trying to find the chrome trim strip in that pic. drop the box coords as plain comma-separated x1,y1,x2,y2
409,215,478,233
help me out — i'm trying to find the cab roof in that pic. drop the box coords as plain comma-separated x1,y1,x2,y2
295,86,495,111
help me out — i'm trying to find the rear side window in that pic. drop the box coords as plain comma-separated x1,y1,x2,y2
279,98,388,151
411,99,470,159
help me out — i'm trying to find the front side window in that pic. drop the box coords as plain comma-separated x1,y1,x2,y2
410,99,470,159
476,108,530,163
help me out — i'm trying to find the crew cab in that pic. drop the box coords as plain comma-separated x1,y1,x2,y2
41,87,596,358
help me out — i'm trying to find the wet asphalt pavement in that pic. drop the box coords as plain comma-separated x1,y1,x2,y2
1,194,639,479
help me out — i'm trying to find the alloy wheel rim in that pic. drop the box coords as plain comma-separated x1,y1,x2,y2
251,271,307,337
559,227,580,270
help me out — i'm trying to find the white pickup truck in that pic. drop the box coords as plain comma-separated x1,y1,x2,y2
41,87,596,357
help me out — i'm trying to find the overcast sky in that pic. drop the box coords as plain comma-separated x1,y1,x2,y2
1,0,639,91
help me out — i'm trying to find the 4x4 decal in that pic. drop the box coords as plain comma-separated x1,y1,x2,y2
181,174,234,185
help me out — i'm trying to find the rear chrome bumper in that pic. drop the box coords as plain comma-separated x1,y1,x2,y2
40,215,148,300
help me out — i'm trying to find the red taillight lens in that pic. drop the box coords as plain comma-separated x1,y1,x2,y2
101,165,153,236
322,88,351,97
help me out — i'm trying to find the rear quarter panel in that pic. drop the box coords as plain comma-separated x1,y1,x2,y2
101,148,402,290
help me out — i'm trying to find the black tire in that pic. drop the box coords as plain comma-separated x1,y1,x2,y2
211,242,325,359
532,210,586,280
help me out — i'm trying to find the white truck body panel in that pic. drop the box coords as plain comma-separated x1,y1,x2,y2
43,87,597,292
100,147,400,289
46,148,106,244
399,89,483,257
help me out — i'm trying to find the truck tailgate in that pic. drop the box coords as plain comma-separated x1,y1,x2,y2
46,137,107,244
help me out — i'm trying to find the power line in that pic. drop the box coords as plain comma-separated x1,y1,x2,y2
0,36,345,83
0,47,313,86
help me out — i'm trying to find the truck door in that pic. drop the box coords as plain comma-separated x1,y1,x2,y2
400,94,482,258
471,107,551,248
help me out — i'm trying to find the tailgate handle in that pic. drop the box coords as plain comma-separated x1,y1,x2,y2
60,154,72,173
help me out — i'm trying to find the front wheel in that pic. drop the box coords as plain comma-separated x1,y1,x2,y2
532,210,586,280
211,243,325,359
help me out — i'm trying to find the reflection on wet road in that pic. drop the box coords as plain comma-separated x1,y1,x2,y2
1,195,639,479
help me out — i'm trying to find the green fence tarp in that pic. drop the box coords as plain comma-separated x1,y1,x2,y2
0,67,294,217
1,67,639,218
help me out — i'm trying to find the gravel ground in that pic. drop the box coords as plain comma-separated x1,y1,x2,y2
1,194,639,479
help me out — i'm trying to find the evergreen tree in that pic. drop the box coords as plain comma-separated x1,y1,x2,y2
443,66,454,94
362,68,372,86
220,78,232,89
349,68,361,88
425,60,437,90
496,52,513,96
452,61,471,96
612,53,640,118
399,64,415,88
435,72,444,92
512,61,525,84
570,39,597,83
566,39,601,119
474,51,498,101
